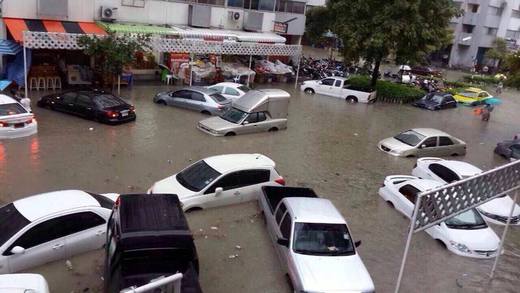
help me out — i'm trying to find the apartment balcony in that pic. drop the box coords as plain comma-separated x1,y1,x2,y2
462,12,479,26
479,34,497,48
457,33,473,46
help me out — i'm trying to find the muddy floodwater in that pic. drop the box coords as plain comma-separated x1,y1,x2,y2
1,82,519,293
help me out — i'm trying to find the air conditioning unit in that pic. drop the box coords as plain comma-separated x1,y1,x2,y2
229,11,241,22
188,5,211,28
100,6,118,22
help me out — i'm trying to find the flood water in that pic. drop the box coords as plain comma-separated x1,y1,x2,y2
0,82,519,293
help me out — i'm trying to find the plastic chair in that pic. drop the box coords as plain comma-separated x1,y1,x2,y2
29,77,39,91
37,77,46,91
46,77,55,90
53,77,62,90
165,74,174,85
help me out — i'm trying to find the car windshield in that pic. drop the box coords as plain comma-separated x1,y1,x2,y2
0,203,30,246
238,85,250,92
293,223,355,256
460,92,478,98
176,160,221,192
209,93,227,103
445,209,487,229
220,107,248,124
93,94,126,109
0,103,27,116
394,130,426,146
429,94,444,103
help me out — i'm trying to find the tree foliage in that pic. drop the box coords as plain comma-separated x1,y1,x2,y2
305,6,332,45
306,0,460,85
78,32,150,81
485,38,508,67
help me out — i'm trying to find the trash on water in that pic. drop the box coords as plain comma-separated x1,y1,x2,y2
210,226,219,230
66,260,73,270
88,127,94,131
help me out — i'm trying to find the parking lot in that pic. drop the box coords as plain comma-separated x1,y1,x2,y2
1,82,519,292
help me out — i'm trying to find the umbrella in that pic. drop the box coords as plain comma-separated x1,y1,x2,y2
483,98,502,105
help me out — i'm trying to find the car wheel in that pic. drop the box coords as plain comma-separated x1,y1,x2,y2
157,100,167,106
285,274,295,291
405,154,415,158
435,239,447,249
387,201,395,208
268,127,279,132
201,110,211,115
225,132,236,136
186,207,202,213
346,96,358,104
304,88,315,95
451,153,458,156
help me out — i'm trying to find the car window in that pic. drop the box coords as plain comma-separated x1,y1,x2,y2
191,92,206,102
238,85,250,92
0,103,27,115
205,172,241,193
66,212,106,234
177,160,222,192
334,80,342,87
398,184,421,203
439,136,454,146
293,223,354,256
421,137,438,148
321,78,334,86
280,213,292,239
224,87,240,96
429,163,460,183
238,169,270,186
511,144,520,152
394,130,426,146
76,94,93,107
478,92,488,98
209,86,224,93
444,95,455,103
257,112,267,122
174,90,191,99
275,203,287,224
62,92,77,104
0,203,30,248
246,113,259,124
7,217,67,252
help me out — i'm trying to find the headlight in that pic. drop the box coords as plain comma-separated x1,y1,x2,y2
450,241,471,253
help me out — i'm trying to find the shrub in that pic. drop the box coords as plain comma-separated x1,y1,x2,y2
462,75,499,85
347,75,425,103
504,74,520,89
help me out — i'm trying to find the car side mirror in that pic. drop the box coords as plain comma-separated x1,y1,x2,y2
354,240,362,248
277,238,289,247
318,81,322,85
11,246,25,255
243,121,249,125
420,144,427,149
215,187,223,195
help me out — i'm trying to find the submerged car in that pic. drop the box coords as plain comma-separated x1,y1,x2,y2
379,176,500,258
410,66,442,77
412,157,520,225
412,92,457,110
453,87,494,105
378,128,466,157
153,87,231,115
0,94,37,139
494,139,520,160
38,89,136,124
207,82,250,101
198,89,290,136
147,153,285,211
300,77,377,103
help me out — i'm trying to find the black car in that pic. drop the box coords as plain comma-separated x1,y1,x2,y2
411,66,442,77
494,139,520,160
37,89,136,124
412,92,457,111
104,194,202,293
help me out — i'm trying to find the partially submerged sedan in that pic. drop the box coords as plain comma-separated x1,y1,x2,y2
379,176,500,258
494,139,520,160
154,87,231,115
378,128,466,157
412,92,457,111
453,87,495,106
198,89,290,136
0,94,37,139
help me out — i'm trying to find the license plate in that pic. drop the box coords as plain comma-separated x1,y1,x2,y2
121,110,129,117
14,123,25,128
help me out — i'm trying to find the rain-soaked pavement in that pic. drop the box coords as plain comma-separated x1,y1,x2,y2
1,81,519,293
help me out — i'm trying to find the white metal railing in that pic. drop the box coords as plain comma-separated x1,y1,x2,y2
120,273,183,293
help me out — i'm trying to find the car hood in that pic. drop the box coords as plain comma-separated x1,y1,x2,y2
479,196,520,217
294,253,374,292
379,137,414,152
446,226,499,251
199,116,238,131
150,175,197,199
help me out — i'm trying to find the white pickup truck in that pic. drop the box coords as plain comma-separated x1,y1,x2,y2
259,186,375,293
300,77,377,103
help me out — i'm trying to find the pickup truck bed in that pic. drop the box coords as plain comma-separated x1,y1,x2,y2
262,186,318,214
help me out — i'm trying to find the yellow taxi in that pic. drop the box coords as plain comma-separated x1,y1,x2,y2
453,87,494,105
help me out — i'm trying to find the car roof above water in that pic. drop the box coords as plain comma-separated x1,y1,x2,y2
412,128,452,137
204,153,275,173
284,197,346,224
0,94,19,105
181,86,218,95
233,89,290,112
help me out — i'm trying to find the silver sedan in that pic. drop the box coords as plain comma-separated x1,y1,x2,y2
153,87,231,115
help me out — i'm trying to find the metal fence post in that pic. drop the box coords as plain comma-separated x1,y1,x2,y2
490,191,518,278
394,196,422,293
23,41,28,99
294,56,301,89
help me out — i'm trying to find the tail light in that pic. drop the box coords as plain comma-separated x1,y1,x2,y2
217,104,225,109
0,121,6,127
106,111,118,118
26,118,35,124
129,106,135,112
275,177,286,186
114,196,121,207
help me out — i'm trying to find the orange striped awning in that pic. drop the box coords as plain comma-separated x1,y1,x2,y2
4,18,107,43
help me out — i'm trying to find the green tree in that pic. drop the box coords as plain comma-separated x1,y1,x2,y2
485,38,508,69
305,6,332,45
78,32,150,92
307,0,460,86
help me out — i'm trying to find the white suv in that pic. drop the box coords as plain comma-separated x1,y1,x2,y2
148,153,285,211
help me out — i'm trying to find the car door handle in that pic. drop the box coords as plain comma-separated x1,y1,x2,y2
96,230,106,236
52,243,64,249
233,191,240,196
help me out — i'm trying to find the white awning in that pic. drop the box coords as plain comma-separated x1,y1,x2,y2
172,27,286,43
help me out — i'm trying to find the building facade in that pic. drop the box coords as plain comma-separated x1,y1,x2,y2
1,0,308,44
449,0,520,68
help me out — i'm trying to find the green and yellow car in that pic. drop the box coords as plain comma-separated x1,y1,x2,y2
453,87,494,105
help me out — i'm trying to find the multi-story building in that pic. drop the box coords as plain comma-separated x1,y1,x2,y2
449,0,520,68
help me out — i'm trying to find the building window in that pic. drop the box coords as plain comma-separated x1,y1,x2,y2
228,0,244,8
512,10,520,18
276,0,305,14
506,29,520,39
468,4,479,13
462,24,474,33
121,0,145,7
486,27,498,36
197,0,225,5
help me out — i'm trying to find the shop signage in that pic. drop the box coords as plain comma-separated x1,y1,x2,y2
273,21,288,34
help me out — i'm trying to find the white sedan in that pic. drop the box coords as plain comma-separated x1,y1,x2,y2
0,94,37,139
207,82,250,101
148,153,285,211
0,190,117,273
0,274,49,292
379,175,500,258
412,157,520,225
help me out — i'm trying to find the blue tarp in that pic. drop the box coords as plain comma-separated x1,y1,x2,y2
0,40,22,55
0,80,13,91
6,49,31,87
